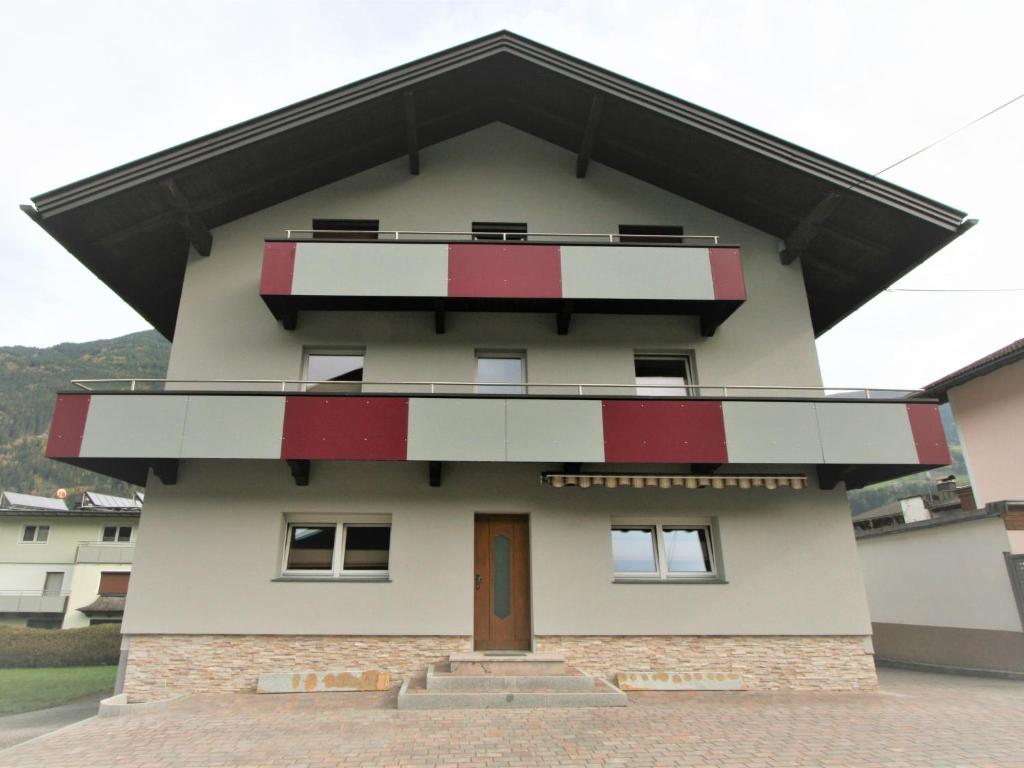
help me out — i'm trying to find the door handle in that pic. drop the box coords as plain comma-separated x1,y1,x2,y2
475,574,482,591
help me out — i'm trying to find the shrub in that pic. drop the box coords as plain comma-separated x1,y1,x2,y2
0,623,121,668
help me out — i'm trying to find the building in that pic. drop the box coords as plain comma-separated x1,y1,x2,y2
923,337,1024,507
27,33,972,699
854,338,1024,676
0,491,140,629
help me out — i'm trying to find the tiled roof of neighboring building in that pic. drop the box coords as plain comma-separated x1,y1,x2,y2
0,491,69,512
922,337,1024,400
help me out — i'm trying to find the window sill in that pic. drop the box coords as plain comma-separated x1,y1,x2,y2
612,577,727,585
272,575,391,583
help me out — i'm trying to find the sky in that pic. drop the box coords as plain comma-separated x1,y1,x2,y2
1,0,1021,389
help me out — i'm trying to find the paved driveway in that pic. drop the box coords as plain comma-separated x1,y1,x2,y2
0,693,104,751
1,669,1021,768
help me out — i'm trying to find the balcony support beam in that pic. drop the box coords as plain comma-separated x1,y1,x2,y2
152,460,178,486
576,95,604,179
281,308,298,331
287,459,310,487
433,299,446,334
700,307,729,337
780,192,843,266
428,461,442,487
556,301,573,335
404,91,420,175
816,464,848,491
161,179,212,257
691,463,721,475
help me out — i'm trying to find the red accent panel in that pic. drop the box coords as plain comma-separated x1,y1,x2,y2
281,397,409,460
709,248,746,300
601,400,728,463
906,403,951,465
46,394,90,458
260,242,296,295
448,244,562,298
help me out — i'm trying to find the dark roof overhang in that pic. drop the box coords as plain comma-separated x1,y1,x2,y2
23,31,971,339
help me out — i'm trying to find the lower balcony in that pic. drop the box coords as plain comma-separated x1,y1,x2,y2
47,380,951,491
0,590,68,615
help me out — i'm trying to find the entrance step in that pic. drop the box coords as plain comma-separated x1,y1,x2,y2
427,663,593,692
398,669,627,710
448,652,567,675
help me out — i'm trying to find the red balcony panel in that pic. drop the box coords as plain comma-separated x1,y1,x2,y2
447,244,562,298
46,394,91,458
709,247,746,301
260,242,296,296
602,400,728,463
906,403,951,465
281,396,408,460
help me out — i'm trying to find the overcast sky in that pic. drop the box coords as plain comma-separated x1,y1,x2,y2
1,0,1021,388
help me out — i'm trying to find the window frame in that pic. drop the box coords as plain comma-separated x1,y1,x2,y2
618,224,685,244
302,348,366,393
633,351,696,397
471,221,528,242
311,218,379,240
475,350,527,395
280,514,392,581
610,517,721,582
101,525,134,543
20,524,50,544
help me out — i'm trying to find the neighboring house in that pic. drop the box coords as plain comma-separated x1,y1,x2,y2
0,491,140,629
27,32,972,700
922,337,1024,507
852,496,931,532
857,502,1024,676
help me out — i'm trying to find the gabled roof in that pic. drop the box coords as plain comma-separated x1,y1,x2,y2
23,31,971,339
923,336,1024,400
0,491,69,512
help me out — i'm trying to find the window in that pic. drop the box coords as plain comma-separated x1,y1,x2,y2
282,517,391,579
21,525,49,543
472,221,527,242
611,519,718,580
304,351,364,393
476,351,525,395
102,525,133,543
618,224,684,244
43,572,64,596
98,572,130,595
311,218,379,240
634,353,692,396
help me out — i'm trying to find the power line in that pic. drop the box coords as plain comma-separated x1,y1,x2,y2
886,287,1024,293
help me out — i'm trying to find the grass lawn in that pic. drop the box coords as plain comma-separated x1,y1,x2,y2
0,666,116,716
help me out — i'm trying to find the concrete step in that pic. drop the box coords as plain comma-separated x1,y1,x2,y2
448,651,567,675
426,663,594,692
398,673,627,710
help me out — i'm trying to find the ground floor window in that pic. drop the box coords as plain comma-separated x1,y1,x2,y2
282,515,391,579
610,518,719,580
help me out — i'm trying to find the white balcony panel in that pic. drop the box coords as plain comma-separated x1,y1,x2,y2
560,246,714,300
722,401,824,464
292,242,448,297
407,398,506,461
506,399,605,462
76,543,135,564
815,402,918,464
80,395,187,458
181,396,285,459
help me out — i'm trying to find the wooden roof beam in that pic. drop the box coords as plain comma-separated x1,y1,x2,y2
575,94,604,178
161,179,212,257
404,91,419,175
780,192,843,265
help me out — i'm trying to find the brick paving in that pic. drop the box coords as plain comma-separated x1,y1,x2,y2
1,668,1022,767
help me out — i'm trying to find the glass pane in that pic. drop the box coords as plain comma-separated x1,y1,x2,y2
492,534,511,619
43,572,63,595
102,526,116,542
611,527,657,574
118,527,133,542
22,526,35,542
635,356,688,397
343,526,390,571
664,528,713,574
286,525,336,570
477,357,524,395
36,526,49,543
306,354,364,392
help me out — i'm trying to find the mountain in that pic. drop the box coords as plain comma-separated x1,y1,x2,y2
0,330,170,498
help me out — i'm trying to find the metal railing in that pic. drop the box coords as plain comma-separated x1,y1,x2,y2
69,379,925,400
76,541,135,564
281,229,721,245
0,589,71,596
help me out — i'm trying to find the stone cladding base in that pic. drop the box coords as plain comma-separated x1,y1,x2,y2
123,634,876,700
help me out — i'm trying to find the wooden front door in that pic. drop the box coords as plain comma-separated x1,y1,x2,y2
474,515,531,650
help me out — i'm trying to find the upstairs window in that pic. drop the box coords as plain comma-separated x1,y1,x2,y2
472,221,528,242
618,224,684,244
476,351,526,395
311,218,379,240
634,353,692,396
102,526,133,543
98,571,130,595
305,351,364,393
21,525,50,543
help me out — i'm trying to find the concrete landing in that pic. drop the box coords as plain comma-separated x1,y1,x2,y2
397,674,627,710
448,652,567,675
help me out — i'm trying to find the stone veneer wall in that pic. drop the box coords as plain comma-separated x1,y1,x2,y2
536,635,878,691
123,634,876,700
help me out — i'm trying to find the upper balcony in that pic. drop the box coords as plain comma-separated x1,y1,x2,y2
47,379,950,493
0,590,68,615
75,541,135,564
259,229,746,336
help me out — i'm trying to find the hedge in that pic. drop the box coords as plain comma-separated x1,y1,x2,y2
0,623,121,668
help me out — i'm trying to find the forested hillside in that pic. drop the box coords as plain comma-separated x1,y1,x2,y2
0,330,170,497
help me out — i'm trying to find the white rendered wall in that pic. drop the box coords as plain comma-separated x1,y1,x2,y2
63,563,132,629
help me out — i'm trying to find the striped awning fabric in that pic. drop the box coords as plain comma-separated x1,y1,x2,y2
542,473,807,490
